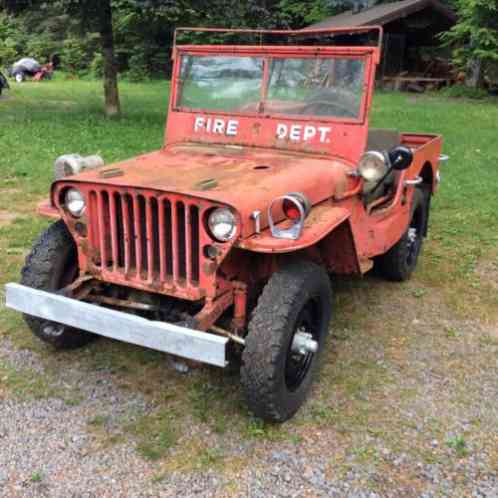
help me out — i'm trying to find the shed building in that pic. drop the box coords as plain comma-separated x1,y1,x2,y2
306,0,457,88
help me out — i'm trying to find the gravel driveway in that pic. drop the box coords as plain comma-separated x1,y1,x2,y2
1,275,497,498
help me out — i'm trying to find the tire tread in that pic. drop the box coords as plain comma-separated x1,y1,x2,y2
241,261,332,422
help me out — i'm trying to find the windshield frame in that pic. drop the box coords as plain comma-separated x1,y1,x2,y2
171,45,376,125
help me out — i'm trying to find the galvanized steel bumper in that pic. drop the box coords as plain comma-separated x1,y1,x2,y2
4,283,228,367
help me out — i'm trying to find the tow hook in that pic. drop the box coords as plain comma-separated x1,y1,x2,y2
170,357,190,374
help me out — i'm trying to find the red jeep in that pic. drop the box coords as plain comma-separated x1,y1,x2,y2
6,27,444,422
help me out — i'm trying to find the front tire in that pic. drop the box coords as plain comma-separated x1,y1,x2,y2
21,220,96,349
376,188,428,282
241,261,332,422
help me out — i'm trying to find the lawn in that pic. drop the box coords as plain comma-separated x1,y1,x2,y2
0,78,497,495
2,78,498,317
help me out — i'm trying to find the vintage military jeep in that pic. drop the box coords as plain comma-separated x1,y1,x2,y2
6,27,444,422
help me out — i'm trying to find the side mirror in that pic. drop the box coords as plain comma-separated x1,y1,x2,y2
388,146,413,171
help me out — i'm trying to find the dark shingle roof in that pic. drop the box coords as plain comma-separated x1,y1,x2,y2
305,0,456,30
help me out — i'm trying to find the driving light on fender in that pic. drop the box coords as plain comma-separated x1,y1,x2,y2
282,192,310,221
358,151,388,187
283,198,301,220
268,192,310,240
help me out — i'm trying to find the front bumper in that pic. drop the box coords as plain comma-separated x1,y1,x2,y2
5,283,228,367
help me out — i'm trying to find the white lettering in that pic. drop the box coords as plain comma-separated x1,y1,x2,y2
194,116,205,132
213,119,225,134
275,123,332,143
289,125,302,141
193,116,239,137
318,126,332,143
303,125,316,141
276,123,288,139
226,120,239,136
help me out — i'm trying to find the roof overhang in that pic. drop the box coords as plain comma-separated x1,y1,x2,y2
305,0,457,31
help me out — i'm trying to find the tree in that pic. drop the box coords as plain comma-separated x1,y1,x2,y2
99,0,120,116
62,0,120,116
441,0,498,88
1,0,121,116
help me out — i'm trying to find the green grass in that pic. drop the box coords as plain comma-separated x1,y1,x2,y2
1,79,497,318
125,408,178,461
1,79,498,473
30,471,43,483
371,90,498,320
446,435,469,457
0,359,54,399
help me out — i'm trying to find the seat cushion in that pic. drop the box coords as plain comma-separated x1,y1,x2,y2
367,128,401,152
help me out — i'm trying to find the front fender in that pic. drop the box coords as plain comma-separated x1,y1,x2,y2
236,204,350,254
37,199,60,219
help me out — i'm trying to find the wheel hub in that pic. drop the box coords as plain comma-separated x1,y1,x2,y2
42,322,65,337
406,225,420,265
291,330,318,356
285,300,321,392
408,227,417,244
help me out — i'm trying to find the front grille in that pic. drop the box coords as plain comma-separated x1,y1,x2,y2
88,189,200,286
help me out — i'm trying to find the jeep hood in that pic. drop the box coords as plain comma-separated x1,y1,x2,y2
60,144,354,238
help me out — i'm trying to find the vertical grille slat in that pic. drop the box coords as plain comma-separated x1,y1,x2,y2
121,194,132,274
185,205,192,282
88,191,99,262
145,197,154,281
158,199,167,281
151,198,160,278
177,202,187,280
171,201,179,282
109,192,119,271
97,191,109,268
164,200,173,277
190,205,200,284
89,189,202,288
132,195,143,277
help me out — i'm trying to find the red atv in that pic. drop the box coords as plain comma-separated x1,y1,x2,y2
9,58,53,83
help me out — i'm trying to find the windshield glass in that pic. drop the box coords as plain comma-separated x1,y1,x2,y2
178,55,263,112
267,58,365,118
176,54,366,119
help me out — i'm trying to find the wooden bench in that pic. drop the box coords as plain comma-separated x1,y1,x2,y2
382,76,452,92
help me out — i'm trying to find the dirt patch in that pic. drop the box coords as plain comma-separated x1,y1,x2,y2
0,211,20,227
475,259,498,290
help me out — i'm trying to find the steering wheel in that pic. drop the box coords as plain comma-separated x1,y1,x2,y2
302,100,357,118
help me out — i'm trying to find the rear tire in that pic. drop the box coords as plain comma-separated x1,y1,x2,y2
376,188,427,282
241,261,332,422
21,220,96,349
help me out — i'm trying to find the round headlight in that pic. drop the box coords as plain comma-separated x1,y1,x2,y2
358,151,388,187
208,208,237,242
65,188,86,217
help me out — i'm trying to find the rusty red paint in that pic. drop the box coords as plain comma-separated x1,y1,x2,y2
52,183,237,301
37,27,442,331
194,291,234,330
232,281,248,331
